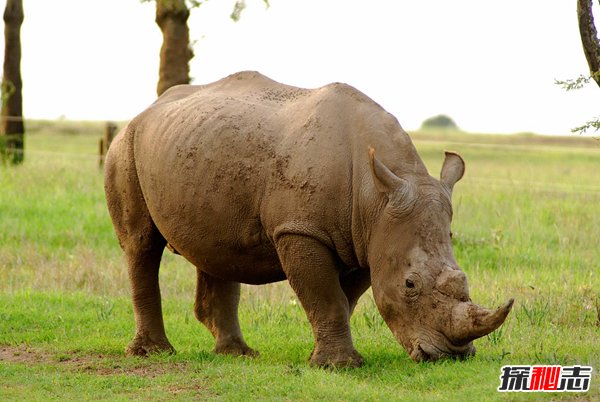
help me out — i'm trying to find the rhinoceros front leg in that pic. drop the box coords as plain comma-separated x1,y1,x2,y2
194,268,258,357
340,269,371,316
276,235,364,368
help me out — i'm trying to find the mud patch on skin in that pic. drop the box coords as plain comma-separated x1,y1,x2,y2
0,345,191,378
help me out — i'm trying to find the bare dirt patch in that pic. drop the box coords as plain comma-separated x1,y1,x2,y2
0,344,190,377
1,344,211,397
0,345,54,364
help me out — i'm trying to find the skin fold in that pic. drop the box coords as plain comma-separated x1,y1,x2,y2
104,71,512,367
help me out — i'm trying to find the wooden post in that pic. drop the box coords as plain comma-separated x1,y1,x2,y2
99,121,116,168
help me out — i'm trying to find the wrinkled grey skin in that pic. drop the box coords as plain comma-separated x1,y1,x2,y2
104,71,513,367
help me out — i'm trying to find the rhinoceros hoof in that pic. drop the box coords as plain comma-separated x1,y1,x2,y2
214,340,259,357
309,348,364,368
125,333,175,357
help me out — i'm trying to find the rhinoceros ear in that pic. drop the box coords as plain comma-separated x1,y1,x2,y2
440,151,465,191
368,147,405,194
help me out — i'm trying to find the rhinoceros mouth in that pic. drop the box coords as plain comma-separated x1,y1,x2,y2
410,340,475,362
409,344,432,362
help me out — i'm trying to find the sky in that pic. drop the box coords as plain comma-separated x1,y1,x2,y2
1,0,600,135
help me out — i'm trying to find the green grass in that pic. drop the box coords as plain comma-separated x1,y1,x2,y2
1,123,599,400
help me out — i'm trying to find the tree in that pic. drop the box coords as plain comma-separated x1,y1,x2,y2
577,0,600,88
556,1,600,134
421,114,458,130
575,0,600,134
1,0,24,164
152,0,195,96
144,0,269,97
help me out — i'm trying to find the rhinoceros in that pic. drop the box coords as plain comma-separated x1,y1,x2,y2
104,71,513,367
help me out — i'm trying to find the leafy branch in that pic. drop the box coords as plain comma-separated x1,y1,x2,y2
230,0,270,22
571,118,600,135
555,72,600,136
554,71,600,134
554,72,600,91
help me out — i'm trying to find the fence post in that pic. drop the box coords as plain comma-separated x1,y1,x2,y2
99,121,116,168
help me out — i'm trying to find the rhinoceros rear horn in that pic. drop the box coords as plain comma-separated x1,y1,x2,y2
368,147,405,194
449,298,514,345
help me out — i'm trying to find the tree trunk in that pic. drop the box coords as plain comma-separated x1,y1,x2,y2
155,0,193,96
577,0,600,88
1,0,24,164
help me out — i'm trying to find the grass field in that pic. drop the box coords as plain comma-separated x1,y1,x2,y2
1,121,599,401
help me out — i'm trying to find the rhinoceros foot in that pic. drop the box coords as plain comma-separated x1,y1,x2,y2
125,331,175,357
214,339,259,357
309,346,364,368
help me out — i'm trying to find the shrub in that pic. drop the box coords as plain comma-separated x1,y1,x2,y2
421,114,458,130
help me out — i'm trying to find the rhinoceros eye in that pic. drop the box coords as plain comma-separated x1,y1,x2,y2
405,279,415,288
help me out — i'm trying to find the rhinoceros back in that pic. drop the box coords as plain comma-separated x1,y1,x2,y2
125,71,414,282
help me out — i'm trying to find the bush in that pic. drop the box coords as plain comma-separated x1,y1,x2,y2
421,114,458,130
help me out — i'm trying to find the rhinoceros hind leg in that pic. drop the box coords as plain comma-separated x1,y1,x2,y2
119,216,174,357
194,268,258,357
105,132,174,357
120,234,174,357
276,235,364,368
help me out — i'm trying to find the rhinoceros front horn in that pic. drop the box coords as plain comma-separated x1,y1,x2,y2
449,298,514,345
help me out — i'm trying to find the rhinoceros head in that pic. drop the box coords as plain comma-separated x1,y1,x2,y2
366,148,513,362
